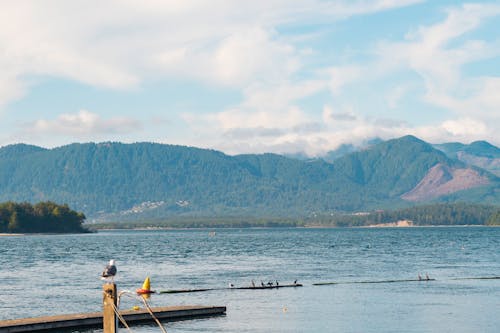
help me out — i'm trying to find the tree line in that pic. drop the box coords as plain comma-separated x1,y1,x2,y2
1,139,497,221
89,203,499,229
305,203,500,227
0,201,87,233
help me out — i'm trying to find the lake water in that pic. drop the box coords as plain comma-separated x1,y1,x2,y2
1,227,499,332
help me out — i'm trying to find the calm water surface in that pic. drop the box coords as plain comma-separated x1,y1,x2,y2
1,227,499,332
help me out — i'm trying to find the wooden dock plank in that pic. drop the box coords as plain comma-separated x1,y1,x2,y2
0,305,226,333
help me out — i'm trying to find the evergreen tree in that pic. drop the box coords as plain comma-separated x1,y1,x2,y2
0,201,87,233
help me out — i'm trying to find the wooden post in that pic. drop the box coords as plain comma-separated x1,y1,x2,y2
103,283,117,333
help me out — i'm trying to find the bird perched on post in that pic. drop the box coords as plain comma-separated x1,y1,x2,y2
101,260,117,281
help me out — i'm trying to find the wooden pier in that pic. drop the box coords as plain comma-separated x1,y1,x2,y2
0,305,226,333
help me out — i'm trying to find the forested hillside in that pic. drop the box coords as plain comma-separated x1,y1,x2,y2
0,201,87,233
0,136,498,222
306,203,499,227
434,141,500,176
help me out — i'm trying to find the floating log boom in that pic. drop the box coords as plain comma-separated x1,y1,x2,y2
313,278,436,286
234,283,303,290
160,283,303,294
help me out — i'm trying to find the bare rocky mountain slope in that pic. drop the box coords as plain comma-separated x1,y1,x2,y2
401,163,491,201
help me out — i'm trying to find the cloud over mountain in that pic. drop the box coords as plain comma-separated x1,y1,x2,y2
0,1,498,154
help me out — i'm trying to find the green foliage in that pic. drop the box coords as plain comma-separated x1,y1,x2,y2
91,216,303,230
0,201,87,233
307,203,498,227
0,137,497,221
434,141,500,159
465,141,500,158
90,203,499,228
434,141,500,176
487,210,500,225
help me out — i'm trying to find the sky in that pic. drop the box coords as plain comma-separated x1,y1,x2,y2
0,0,499,156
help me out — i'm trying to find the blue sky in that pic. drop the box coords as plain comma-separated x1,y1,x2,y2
1,0,499,156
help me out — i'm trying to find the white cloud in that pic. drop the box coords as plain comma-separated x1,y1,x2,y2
0,2,139,93
328,66,362,95
441,117,489,138
183,103,313,137
181,2,500,155
213,28,299,85
180,9,500,154
4,0,499,154
0,76,27,109
178,75,331,155
242,79,326,111
322,105,357,124
288,0,424,22
154,27,300,87
386,84,410,109
23,110,142,137
408,117,496,146
377,3,500,114
180,100,392,155
0,0,425,108
307,2,500,148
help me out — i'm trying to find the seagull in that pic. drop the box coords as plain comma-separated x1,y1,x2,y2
101,260,117,281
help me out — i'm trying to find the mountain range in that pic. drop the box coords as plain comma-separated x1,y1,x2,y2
433,141,500,177
0,135,498,222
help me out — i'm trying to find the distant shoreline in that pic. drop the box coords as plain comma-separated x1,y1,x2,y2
91,224,496,232
367,220,413,227
0,231,92,236
2,224,495,235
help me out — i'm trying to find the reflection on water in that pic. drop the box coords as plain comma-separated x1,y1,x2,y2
1,227,499,332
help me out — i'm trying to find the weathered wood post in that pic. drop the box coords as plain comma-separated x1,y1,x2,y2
103,283,117,333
